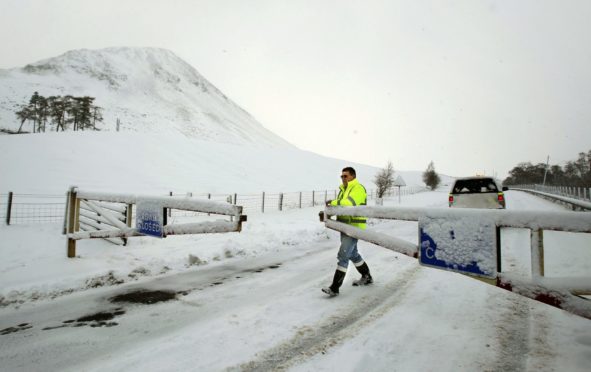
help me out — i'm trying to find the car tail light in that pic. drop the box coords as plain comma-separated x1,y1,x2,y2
448,194,454,206
498,193,504,202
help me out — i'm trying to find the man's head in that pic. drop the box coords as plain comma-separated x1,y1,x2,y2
341,167,356,186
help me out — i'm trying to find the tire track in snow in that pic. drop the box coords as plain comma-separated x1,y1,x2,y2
487,294,532,371
231,262,421,371
489,294,557,372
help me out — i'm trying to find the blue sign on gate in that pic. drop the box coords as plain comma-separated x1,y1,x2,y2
418,216,497,278
136,200,163,238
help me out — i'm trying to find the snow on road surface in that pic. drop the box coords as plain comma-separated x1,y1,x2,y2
1,190,590,371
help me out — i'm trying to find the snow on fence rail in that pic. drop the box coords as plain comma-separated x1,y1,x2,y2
65,188,247,258
2,186,427,225
320,205,591,319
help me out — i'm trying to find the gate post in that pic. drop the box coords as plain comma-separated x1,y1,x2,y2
66,187,79,258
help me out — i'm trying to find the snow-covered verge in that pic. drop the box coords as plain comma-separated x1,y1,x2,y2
0,206,330,307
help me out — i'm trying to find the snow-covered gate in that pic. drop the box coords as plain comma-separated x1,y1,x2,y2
320,206,591,319
64,187,247,258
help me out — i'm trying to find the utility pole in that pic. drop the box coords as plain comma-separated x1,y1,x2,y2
542,155,550,186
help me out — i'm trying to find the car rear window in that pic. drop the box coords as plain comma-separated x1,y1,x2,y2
451,178,499,194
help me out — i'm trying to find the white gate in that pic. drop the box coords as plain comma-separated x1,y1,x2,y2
321,205,591,319
65,187,247,258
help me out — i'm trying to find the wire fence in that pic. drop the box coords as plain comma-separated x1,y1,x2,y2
1,186,427,225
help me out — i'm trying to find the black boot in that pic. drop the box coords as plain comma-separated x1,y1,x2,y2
353,262,373,286
322,269,346,297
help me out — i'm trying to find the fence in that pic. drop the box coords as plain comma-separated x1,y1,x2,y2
512,184,591,211
2,186,426,225
1,193,67,225
320,205,591,319
513,184,591,201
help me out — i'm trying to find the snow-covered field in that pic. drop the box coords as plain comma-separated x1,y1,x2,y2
1,188,590,371
0,131,445,195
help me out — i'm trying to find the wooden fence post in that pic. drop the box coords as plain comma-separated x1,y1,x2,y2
6,192,13,225
168,192,172,217
299,192,302,209
312,191,315,207
207,193,211,216
126,204,133,228
279,193,283,211
62,192,69,234
262,192,265,213
67,187,79,258
123,203,133,246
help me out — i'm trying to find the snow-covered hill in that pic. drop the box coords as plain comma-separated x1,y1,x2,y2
0,47,291,148
0,47,456,195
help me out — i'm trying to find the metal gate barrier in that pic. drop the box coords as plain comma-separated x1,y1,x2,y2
320,205,591,319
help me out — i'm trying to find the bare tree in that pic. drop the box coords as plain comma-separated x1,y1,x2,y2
374,161,395,198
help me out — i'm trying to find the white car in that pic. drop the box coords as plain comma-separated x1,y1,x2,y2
448,177,507,209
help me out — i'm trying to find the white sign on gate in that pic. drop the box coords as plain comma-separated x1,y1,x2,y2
418,215,497,278
136,199,163,238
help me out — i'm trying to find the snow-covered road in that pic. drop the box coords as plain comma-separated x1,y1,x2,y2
1,190,590,371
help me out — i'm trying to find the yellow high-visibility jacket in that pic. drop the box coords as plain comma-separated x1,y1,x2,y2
329,178,367,229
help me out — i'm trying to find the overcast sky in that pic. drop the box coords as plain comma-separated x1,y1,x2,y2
1,0,590,178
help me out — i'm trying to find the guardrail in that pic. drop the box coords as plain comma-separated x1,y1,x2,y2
65,188,247,258
320,205,591,319
511,186,591,211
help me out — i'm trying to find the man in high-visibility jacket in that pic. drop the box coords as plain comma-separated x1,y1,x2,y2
322,166,373,297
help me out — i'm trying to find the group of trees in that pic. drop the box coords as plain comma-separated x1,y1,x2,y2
15,92,103,133
503,150,591,187
374,149,591,194
374,160,441,197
